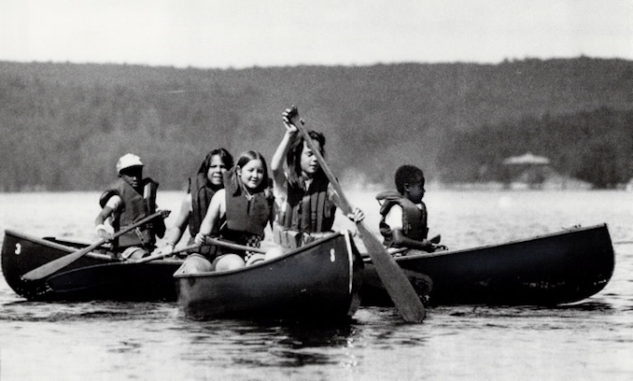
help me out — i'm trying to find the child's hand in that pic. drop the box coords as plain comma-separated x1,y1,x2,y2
153,242,174,257
433,244,448,252
347,207,365,223
194,233,207,245
282,106,301,133
95,223,114,240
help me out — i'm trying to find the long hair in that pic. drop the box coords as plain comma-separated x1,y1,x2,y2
286,130,327,189
197,147,234,187
235,151,270,194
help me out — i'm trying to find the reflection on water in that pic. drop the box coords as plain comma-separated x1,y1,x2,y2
0,191,632,379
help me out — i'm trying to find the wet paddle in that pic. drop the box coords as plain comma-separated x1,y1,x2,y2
22,210,170,281
287,106,425,323
133,243,201,264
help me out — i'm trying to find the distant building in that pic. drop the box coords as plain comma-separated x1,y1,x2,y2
502,152,590,190
502,152,551,189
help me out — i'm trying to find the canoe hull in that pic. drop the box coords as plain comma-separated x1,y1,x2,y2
361,224,615,306
1,229,182,301
175,232,362,321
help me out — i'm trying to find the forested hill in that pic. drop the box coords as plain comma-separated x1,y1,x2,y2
1,57,632,191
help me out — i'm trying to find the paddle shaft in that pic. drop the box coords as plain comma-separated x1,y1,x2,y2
22,210,169,281
204,237,267,254
133,243,201,264
289,109,425,323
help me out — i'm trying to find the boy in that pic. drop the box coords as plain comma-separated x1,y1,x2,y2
95,153,166,259
376,165,445,254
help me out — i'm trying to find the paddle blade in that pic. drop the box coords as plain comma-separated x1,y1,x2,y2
357,223,426,323
21,210,168,281
21,244,100,281
288,107,425,323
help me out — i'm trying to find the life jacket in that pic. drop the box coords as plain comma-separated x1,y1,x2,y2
376,190,428,248
99,178,162,250
188,173,220,238
274,176,337,248
221,170,273,253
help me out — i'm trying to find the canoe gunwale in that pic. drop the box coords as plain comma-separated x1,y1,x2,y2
173,231,344,279
362,223,611,264
4,229,116,262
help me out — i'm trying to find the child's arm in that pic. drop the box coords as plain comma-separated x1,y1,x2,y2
194,189,225,244
161,192,192,249
95,206,113,226
271,108,299,192
391,229,437,252
94,195,121,239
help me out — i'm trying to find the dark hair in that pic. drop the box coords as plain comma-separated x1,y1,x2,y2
395,165,425,194
235,151,270,193
286,130,327,188
197,147,233,188
198,148,234,177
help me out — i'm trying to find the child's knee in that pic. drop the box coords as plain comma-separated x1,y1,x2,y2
213,254,245,271
178,254,213,274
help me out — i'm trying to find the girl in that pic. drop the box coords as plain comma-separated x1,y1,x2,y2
188,151,274,272
155,148,233,256
270,107,364,249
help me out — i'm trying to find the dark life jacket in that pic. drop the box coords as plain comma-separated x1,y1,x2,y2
188,173,221,238
222,170,273,250
99,177,163,250
376,190,428,248
276,176,336,234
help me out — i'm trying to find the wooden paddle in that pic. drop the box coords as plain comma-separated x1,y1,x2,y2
286,106,425,323
22,210,170,281
133,243,201,264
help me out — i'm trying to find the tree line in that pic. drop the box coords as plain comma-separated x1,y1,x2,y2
1,57,632,191
438,107,633,188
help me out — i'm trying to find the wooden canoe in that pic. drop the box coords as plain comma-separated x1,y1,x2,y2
175,231,362,321
1,229,182,301
361,224,615,306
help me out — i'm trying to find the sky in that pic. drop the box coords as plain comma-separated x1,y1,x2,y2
1,0,632,69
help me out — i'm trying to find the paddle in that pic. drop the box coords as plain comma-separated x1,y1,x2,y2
203,237,267,254
287,106,425,323
133,243,201,264
22,210,170,281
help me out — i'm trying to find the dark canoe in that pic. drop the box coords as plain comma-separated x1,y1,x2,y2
361,224,615,306
1,229,183,301
175,232,362,321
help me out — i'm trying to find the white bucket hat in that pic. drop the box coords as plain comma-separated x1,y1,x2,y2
116,153,143,173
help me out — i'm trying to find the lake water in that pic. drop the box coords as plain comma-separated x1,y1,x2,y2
0,190,632,380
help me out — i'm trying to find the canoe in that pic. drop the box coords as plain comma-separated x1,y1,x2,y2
175,231,362,321
1,229,183,301
361,224,615,306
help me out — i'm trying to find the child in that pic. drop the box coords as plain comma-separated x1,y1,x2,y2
155,148,234,256
376,165,445,254
187,151,274,272
270,106,364,249
95,153,166,259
